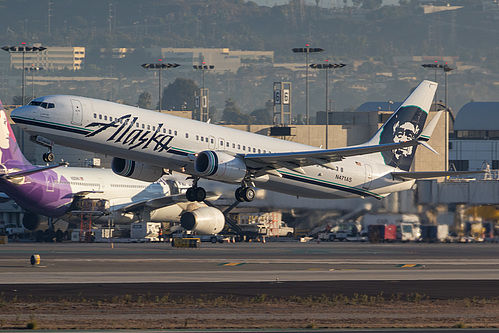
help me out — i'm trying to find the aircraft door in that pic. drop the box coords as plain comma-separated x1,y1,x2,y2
46,173,55,192
70,99,83,125
363,164,373,190
218,138,226,151
208,135,216,150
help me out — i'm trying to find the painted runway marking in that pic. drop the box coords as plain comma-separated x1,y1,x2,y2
219,262,246,266
396,264,422,268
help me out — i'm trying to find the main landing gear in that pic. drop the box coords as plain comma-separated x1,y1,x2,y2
185,177,256,203
235,186,255,202
186,177,207,202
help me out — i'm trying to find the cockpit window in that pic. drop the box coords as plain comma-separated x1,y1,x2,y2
29,101,55,109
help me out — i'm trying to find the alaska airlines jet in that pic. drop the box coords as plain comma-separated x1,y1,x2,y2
11,80,478,205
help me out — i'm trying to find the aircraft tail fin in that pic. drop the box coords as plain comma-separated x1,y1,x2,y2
0,101,32,166
364,80,438,171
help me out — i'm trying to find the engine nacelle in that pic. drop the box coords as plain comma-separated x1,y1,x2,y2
112,157,164,182
180,207,225,235
194,150,246,183
22,211,43,231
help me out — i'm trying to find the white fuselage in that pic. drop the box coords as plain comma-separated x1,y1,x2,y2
12,96,415,200
49,167,185,224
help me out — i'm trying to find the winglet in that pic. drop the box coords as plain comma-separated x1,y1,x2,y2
415,110,443,155
418,111,443,143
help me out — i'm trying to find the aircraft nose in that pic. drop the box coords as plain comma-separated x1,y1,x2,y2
10,105,32,122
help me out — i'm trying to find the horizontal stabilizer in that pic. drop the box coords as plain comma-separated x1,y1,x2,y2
0,162,68,180
391,170,486,181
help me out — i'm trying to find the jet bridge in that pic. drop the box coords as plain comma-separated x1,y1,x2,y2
417,178,499,205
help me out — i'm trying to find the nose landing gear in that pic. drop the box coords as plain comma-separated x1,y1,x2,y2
42,150,54,163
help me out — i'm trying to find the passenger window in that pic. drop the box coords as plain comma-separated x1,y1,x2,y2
142,124,145,129
201,137,204,142
169,129,172,135
196,135,199,140
99,114,102,120
163,129,166,134
104,116,107,121
233,143,236,149
94,113,97,118
109,117,113,121
243,146,246,151
185,133,189,138
238,144,240,149
258,149,261,153
226,142,229,147
253,148,256,153
152,126,155,131
174,131,177,136
211,138,213,144
136,122,139,127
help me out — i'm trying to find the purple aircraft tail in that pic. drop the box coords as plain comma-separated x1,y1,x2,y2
0,100,32,167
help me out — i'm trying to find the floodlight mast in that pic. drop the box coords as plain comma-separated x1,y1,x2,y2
2,43,47,104
141,61,180,111
310,61,346,149
292,45,324,126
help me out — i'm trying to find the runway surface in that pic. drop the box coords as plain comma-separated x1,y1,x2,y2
1,241,499,300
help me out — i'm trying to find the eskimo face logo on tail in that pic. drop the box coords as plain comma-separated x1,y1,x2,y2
85,114,174,153
379,106,426,171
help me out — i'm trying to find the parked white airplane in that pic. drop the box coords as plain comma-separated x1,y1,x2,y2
11,80,479,208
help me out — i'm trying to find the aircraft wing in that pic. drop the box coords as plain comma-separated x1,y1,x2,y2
118,191,222,212
0,192,11,203
73,190,104,197
0,162,68,180
243,140,419,175
391,170,486,181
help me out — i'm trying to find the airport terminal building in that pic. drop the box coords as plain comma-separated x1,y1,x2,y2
449,102,499,171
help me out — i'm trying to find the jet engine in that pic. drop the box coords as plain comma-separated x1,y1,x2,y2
180,207,225,235
22,211,44,231
111,157,164,182
194,150,246,183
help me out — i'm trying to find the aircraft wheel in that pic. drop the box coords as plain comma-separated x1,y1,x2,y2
43,152,55,163
235,187,245,202
186,188,195,202
242,187,256,202
193,187,206,202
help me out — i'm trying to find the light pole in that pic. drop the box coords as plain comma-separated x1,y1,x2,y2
422,62,454,170
2,43,46,104
141,60,180,111
422,61,442,107
193,63,214,121
292,45,324,125
26,65,43,100
310,61,346,149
